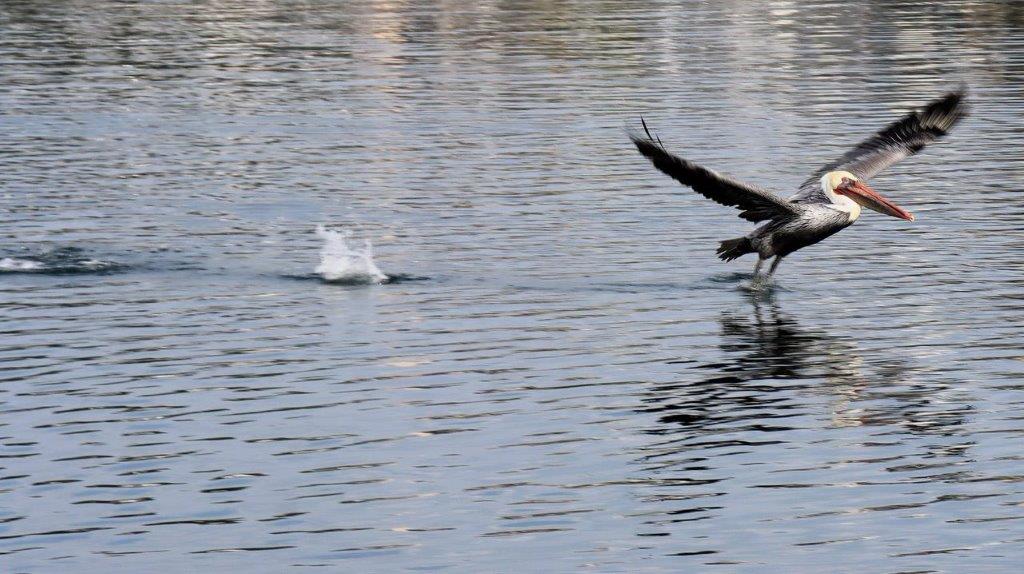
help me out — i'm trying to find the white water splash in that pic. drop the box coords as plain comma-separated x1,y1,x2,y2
0,257,44,271
314,225,387,284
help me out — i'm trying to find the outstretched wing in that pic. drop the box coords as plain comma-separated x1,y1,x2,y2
791,88,968,203
630,121,799,223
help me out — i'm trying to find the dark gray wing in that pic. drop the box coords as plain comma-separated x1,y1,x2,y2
630,125,799,223
791,88,968,204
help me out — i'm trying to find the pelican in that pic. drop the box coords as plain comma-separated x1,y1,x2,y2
630,89,967,280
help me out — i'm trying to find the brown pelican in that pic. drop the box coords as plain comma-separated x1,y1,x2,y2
630,89,967,280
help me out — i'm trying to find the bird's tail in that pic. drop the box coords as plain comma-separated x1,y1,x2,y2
717,237,753,261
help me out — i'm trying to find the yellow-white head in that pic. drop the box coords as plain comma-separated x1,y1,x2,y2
820,171,915,222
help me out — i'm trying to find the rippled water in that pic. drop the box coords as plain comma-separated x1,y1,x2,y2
3,1,1024,572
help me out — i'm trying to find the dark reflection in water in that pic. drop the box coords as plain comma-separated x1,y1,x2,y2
3,0,1024,572
630,294,987,561
641,292,867,426
642,293,970,437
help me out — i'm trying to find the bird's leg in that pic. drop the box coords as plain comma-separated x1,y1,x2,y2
752,257,764,278
767,256,784,278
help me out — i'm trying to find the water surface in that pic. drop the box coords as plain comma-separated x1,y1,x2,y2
3,1,1024,572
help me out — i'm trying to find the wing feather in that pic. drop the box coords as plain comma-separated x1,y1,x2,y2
630,126,798,223
791,88,968,203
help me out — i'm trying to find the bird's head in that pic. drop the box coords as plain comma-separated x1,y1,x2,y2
822,171,915,222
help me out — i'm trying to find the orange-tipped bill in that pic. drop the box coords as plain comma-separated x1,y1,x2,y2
838,180,915,221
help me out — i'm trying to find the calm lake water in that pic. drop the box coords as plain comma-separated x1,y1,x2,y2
3,1,1024,572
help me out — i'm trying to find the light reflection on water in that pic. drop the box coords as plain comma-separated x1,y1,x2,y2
2,0,1024,572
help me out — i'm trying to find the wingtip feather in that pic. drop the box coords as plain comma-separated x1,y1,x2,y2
922,86,969,133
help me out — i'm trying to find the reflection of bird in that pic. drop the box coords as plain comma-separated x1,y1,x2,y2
630,89,967,280
641,293,966,436
716,297,967,433
640,292,869,430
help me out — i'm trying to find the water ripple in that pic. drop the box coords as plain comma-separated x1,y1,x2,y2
3,0,1024,572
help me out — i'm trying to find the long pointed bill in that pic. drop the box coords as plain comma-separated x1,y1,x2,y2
843,181,915,221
